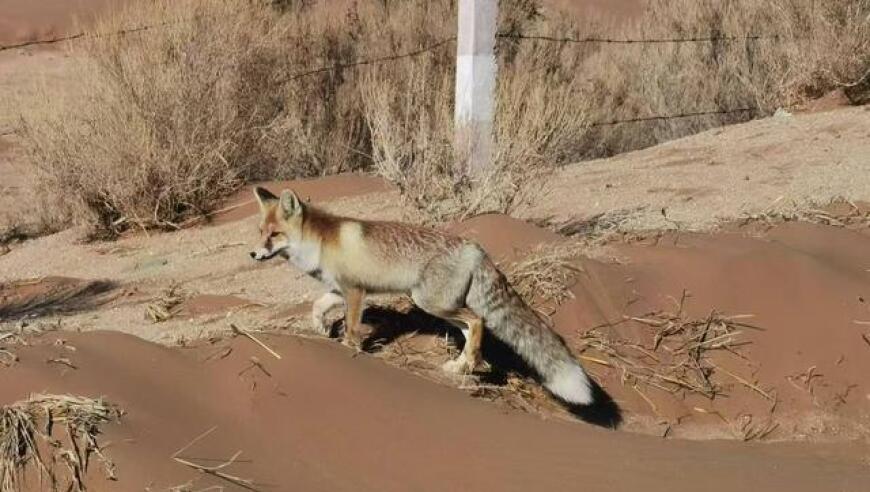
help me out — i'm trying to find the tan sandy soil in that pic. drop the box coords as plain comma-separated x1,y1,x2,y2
0,181,410,344
1,330,868,492
544,0,646,19
0,0,131,46
520,106,870,232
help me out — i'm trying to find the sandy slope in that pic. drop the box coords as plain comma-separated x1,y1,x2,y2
2,331,868,492
520,106,870,231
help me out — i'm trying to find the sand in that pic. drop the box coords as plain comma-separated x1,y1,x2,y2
544,0,647,19
0,0,132,46
519,106,870,232
2,331,868,491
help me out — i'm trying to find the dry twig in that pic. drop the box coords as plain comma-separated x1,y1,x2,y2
230,324,281,360
172,427,259,491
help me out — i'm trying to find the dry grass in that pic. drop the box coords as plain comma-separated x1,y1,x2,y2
577,0,870,158
170,426,258,491
579,294,767,401
503,242,587,317
14,1,290,235
12,0,869,233
739,198,870,230
0,394,123,492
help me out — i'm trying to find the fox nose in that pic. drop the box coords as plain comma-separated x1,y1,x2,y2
249,251,257,259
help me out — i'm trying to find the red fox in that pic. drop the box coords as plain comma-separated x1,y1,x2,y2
249,187,593,405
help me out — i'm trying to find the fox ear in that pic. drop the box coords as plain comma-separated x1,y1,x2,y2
279,190,302,218
253,186,278,211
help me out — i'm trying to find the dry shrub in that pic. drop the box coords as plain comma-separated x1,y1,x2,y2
577,0,870,157
15,0,370,235
360,0,592,220
16,2,288,234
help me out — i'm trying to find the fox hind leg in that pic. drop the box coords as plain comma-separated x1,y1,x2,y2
410,244,486,374
441,309,484,375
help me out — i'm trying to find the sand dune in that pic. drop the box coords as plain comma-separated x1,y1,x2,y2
2,331,868,491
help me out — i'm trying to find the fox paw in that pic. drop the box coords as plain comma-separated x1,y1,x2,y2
311,317,331,337
342,334,363,351
442,355,473,375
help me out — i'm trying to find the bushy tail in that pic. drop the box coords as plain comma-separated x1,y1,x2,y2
465,253,594,406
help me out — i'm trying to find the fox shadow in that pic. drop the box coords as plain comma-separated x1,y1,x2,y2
345,304,622,430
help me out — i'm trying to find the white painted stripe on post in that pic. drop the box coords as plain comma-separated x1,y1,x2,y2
455,0,498,177
455,55,497,124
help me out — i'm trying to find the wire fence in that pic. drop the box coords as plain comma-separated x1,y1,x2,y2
495,33,796,45
0,6,794,137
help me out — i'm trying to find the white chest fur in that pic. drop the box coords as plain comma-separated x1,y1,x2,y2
287,239,321,272
286,240,339,290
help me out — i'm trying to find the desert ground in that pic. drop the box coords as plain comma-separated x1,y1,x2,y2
1,0,869,491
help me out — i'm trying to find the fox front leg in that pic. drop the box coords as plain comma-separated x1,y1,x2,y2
311,291,344,336
341,287,367,351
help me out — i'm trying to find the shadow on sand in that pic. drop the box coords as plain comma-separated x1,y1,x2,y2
0,277,117,321
339,304,623,430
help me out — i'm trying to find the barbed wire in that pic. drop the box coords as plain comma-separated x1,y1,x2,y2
2,30,796,54
590,107,758,127
275,37,456,84
496,33,796,45
0,19,192,53
0,2,253,53
0,107,763,141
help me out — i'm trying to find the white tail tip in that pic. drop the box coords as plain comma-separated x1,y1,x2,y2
547,362,594,405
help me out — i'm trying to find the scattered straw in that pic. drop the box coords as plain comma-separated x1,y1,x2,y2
171,426,258,491
740,199,870,230
0,394,122,492
503,241,587,317
536,208,639,242
46,358,78,370
580,293,763,400
716,366,775,402
733,413,780,442
145,284,187,323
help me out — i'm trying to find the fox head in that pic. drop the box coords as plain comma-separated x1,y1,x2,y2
249,186,304,261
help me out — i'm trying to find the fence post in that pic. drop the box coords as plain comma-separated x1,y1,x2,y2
455,0,498,179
